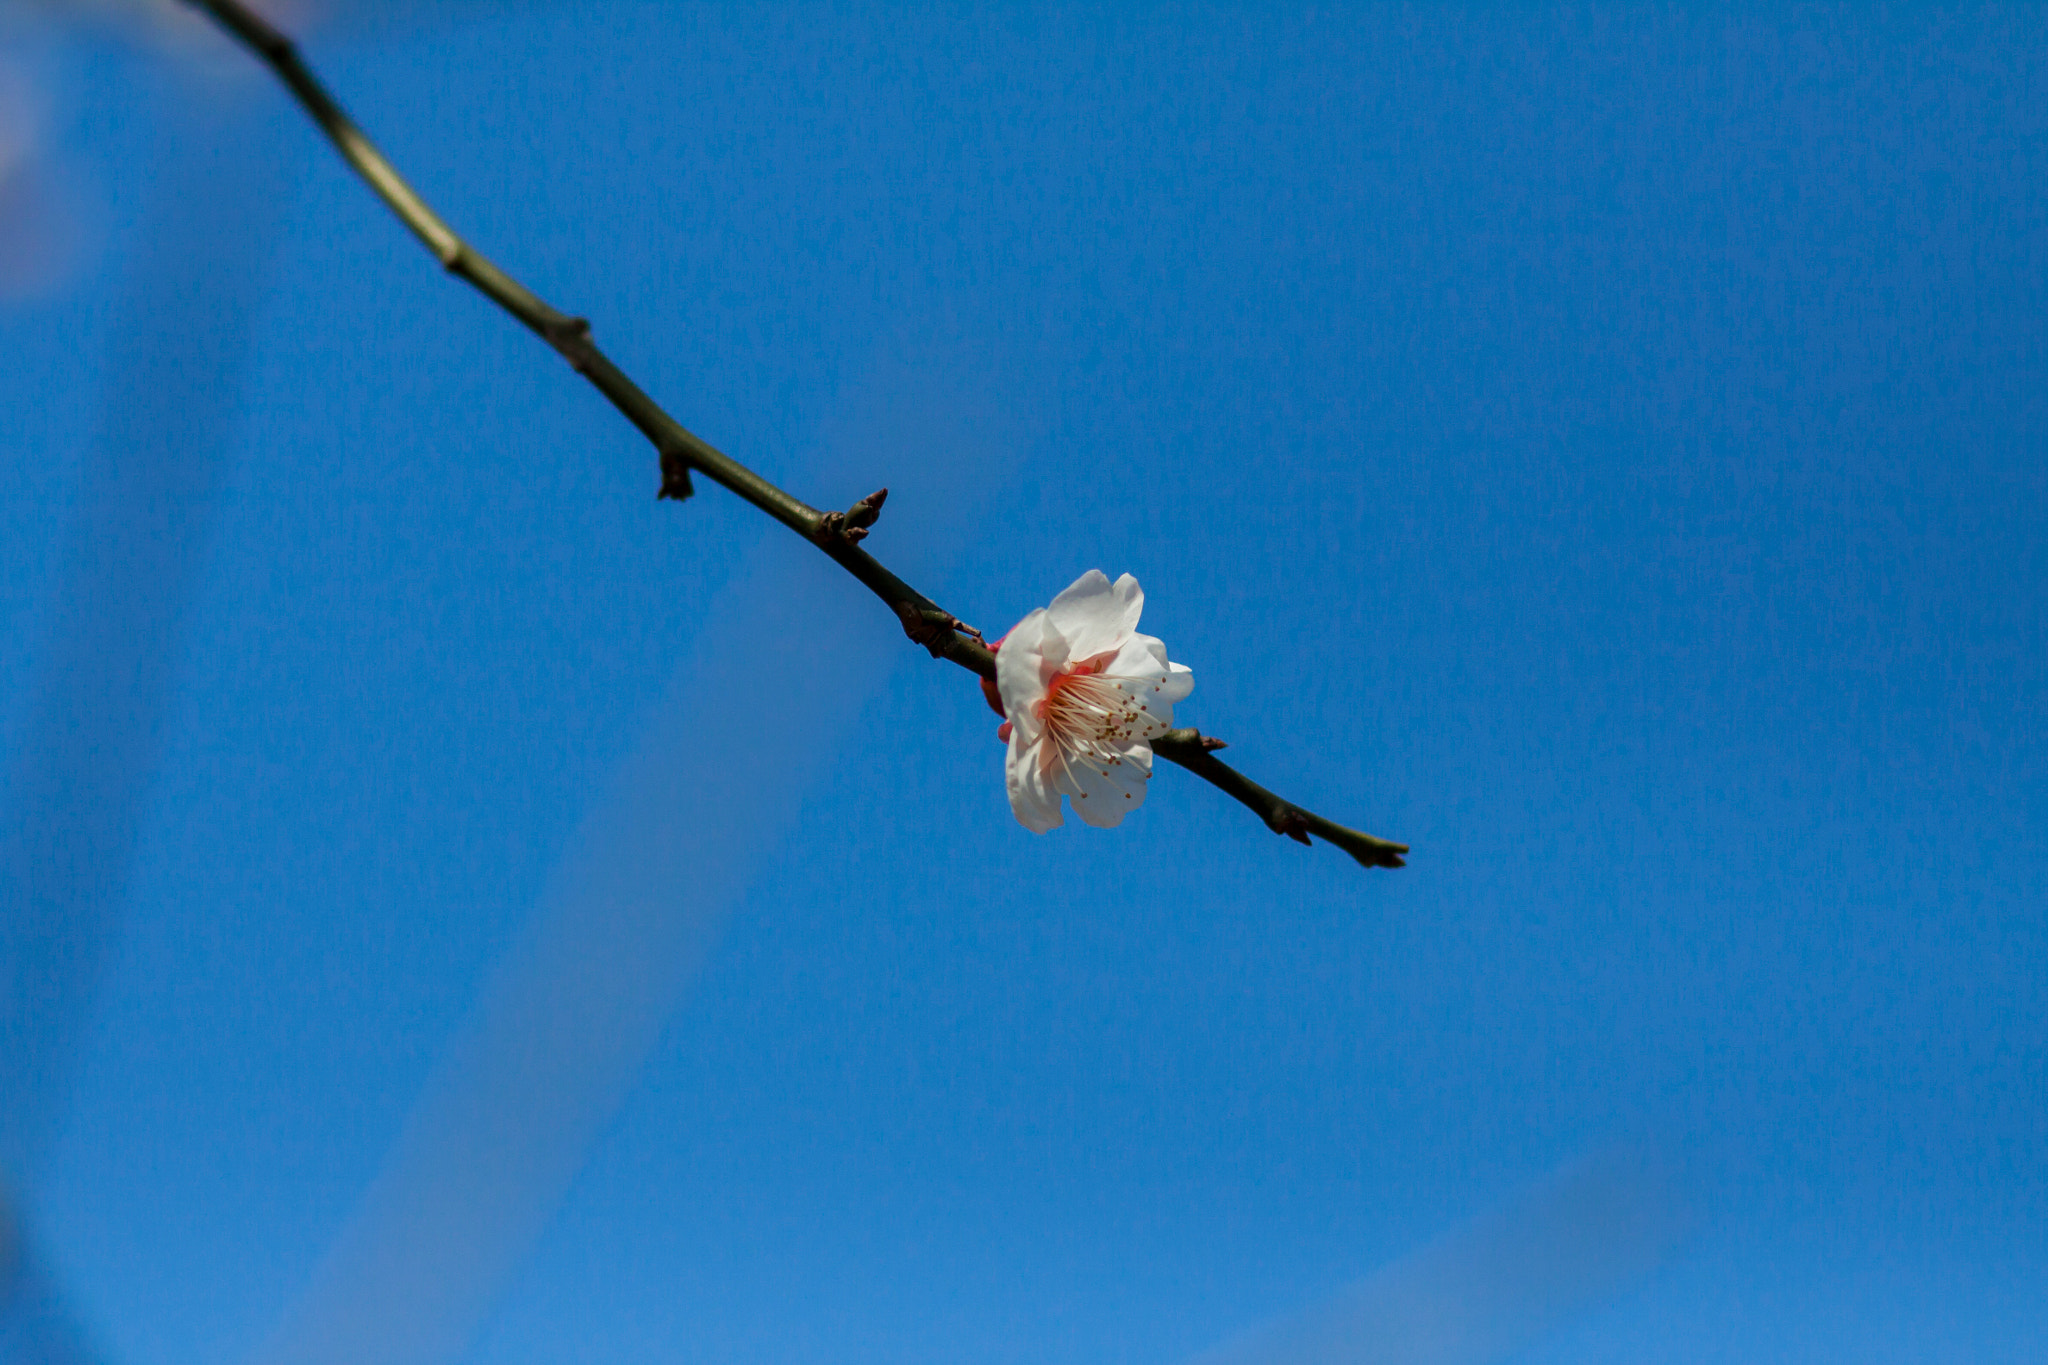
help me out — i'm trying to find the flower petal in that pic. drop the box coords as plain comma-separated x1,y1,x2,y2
995,608,1055,745
1101,637,1193,728
1005,729,1065,832
1106,633,1168,679
1046,570,1143,664
1050,736,1153,828
1113,631,1182,675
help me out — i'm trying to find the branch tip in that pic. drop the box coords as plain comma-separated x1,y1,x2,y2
1150,729,1407,872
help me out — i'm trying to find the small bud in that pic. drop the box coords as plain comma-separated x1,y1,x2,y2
845,487,888,530
657,451,694,501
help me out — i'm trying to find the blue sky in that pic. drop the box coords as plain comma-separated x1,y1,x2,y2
1,4,2043,1363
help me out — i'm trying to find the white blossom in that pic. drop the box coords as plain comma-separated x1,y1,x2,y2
990,570,1193,832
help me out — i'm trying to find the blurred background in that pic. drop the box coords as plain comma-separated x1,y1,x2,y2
0,2,2042,1362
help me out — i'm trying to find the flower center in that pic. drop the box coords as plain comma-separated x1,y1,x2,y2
1038,661,1154,768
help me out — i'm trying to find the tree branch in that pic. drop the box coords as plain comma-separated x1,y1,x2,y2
180,0,1407,870
1150,732,1407,869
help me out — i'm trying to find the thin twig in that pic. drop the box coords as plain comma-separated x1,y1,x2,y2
180,0,1407,869
1151,732,1407,869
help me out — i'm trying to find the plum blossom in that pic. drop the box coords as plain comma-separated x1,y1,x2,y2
988,570,1194,832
